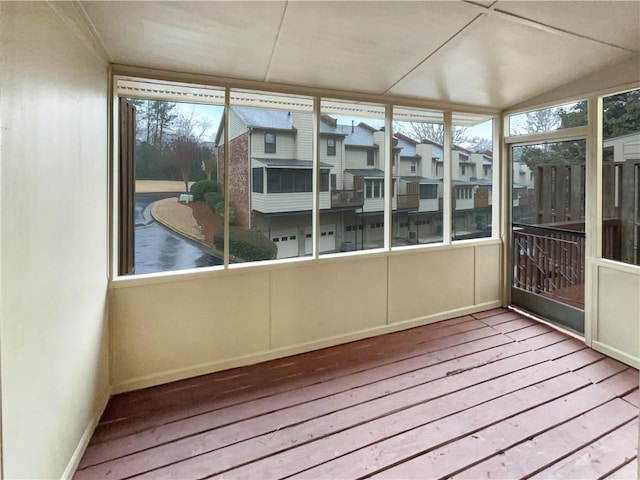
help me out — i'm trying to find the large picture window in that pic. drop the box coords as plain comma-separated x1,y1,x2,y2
116,78,499,276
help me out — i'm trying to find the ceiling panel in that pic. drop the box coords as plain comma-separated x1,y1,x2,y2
387,14,634,108
81,1,286,81
495,1,640,51
236,1,481,93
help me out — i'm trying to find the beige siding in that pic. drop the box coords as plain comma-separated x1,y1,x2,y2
252,192,330,213
228,108,249,141
0,3,110,478
293,112,313,161
251,130,296,157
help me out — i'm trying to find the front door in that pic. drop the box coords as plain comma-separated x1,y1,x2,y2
510,139,587,334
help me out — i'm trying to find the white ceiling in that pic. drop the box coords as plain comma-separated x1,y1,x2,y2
80,1,640,110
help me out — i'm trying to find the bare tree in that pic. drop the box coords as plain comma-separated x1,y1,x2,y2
198,145,216,181
173,110,212,142
168,136,198,193
397,122,468,146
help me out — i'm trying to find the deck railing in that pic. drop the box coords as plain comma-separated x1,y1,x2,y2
331,189,364,208
512,224,586,302
397,193,419,209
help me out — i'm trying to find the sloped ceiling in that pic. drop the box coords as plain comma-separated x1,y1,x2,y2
80,0,639,109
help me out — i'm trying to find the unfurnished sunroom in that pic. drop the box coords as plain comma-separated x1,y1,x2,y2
0,1,639,479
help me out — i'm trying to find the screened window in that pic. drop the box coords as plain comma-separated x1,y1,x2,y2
420,184,438,199
367,150,375,166
327,137,336,156
265,132,276,153
252,167,264,193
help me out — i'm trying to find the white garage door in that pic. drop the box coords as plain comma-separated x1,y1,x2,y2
304,224,336,254
270,228,299,259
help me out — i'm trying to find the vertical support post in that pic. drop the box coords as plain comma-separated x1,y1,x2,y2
223,88,231,268
313,97,321,258
443,111,453,243
384,104,393,251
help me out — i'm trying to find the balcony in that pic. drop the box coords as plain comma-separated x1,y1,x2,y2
396,193,419,209
512,220,621,310
330,189,364,208
74,308,638,479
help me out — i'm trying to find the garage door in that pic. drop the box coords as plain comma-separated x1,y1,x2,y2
270,228,299,259
304,224,336,254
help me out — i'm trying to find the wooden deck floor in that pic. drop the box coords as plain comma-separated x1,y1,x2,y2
75,309,639,480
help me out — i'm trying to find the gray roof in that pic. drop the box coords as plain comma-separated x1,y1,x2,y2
483,159,493,166
396,137,418,157
340,124,376,147
474,178,493,186
345,168,385,177
400,176,440,185
234,107,295,131
452,179,479,186
253,158,332,168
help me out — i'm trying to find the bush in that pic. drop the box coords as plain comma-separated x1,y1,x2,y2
190,180,218,201
213,201,236,225
204,192,224,211
214,227,277,261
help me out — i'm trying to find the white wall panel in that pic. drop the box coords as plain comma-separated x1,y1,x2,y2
590,260,640,368
0,3,110,478
111,271,271,389
270,258,388,347
388,247,475,323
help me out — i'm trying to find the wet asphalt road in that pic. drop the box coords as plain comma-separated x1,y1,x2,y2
135,193,222,274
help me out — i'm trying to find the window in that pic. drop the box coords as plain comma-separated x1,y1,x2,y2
601,88,640,265
365,179,384,199
264,132,276,153
420,184,438,199
367,150,374,166
327,137,336,156
320,170,329,192
331,174,337,191
267,169,314,193
461,165,466,176
252,168,264,193
456,187,473,200
410,162,417,173
509,100,587,136
118,92,225,276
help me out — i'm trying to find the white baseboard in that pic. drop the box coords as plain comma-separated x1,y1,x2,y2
111,300,502,394
61,387,111,480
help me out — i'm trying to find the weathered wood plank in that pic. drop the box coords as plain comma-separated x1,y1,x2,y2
451,400,637,479
369,385,616,480
605,458,638,479
574,357,629,384
531,419,639,479
93,319,493,443
76,344,536,479
79,334,515,468
143,370,586,480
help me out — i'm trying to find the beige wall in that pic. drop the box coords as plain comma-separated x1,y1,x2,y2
0,3,110,479
110,241,501,392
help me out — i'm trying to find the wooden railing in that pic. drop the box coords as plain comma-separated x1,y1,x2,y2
397,193,419,209
331,189,364,208
512,224,585,305
511,220,623,309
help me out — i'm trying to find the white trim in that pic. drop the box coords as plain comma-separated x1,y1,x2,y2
60,387,111,480
110,64,499,117
223,88,230,267
592,341,640,370
312,97,321,259
384,105,393,251
504,126,589,145
110,300,502,394
109,238,502,288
